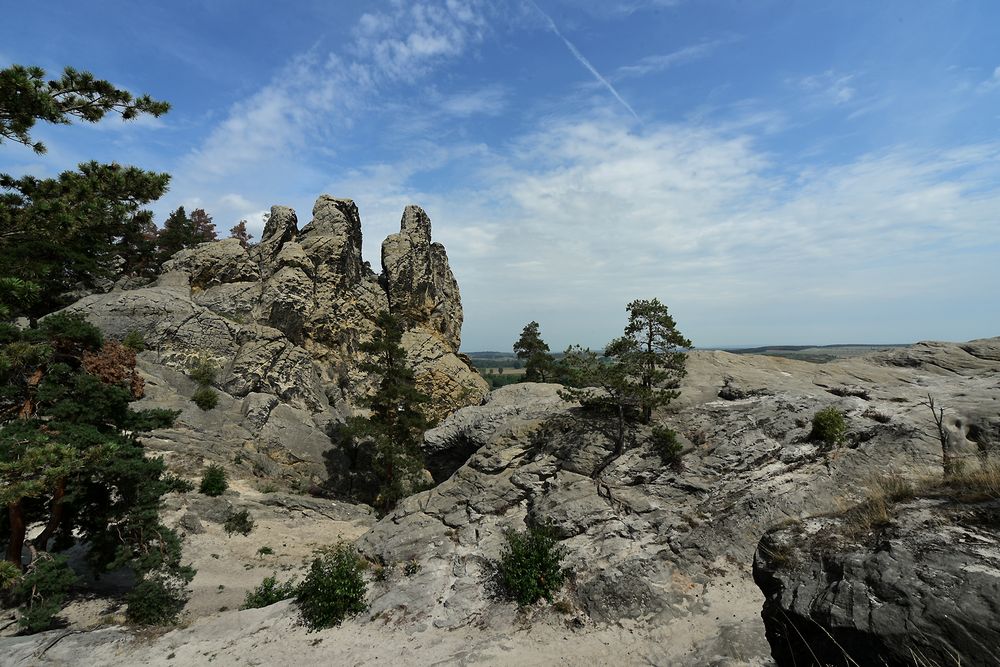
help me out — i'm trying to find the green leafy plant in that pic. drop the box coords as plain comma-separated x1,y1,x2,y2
191,385,218,411
199,464,227,497
125,572,192,625
189,357,217,387
242,574,298,610
295,544,367,630
122,330,145,352
223,509,255,537
650,425,684,468
810,407,847,448
493,525,567,606
0,559,21,591
256,546,275,558
12,555,77,633
163,473,194,493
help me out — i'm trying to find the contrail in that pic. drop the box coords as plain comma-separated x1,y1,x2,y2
530,1,640,122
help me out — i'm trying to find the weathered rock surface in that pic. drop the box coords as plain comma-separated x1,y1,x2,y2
4,338,998,665
754,497,1000,666
62,195,487,485
351,339,999,660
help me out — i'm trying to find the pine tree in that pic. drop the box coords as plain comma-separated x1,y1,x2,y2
513,321,555,382
0,163,170,319
559,298,691,457
229,220,252,249
189,208,217,244
622,298,692,423
0,65,169,154
155,206,191,263
342,312,432,513
0,313,191,628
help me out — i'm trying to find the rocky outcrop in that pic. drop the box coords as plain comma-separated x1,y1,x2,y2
64,195,488,485
4,339,1000,665
754,497,1000,666
351,341,999,657
381,205,463,349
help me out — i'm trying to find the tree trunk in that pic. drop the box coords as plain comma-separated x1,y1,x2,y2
33,478,67,552
6,501,26,568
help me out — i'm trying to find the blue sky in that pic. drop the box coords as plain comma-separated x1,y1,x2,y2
2,1,999,350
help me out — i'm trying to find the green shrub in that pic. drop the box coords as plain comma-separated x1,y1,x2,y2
191,385,218,411
163,473,195,493
189,357,217,386
223,509,255,537
125,573,190,625
494,525,567,606
650,425,683,468
810,407,847,448
242,574,298,610
295,544,367,630
199,464,228,496
13,555,77,633
122,330,145,351
0,560,21,591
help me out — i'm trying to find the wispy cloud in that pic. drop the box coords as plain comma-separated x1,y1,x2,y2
977,65,1000,93
796,70,857,105
529,1,640,121
163,1,496,237
437,85,509,116
614,37,736,79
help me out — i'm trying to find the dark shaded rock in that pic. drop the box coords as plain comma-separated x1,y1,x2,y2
753,497,1000,667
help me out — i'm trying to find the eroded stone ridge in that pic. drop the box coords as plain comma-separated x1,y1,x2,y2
65,195,488,482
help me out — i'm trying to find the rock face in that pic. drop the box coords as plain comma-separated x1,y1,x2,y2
351,339,999,661
3,339,999,665
64,196,487,484
754,497,1000,666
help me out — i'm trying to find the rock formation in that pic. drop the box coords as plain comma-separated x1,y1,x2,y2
3,337,999,664
63,196,488,484
754,496,1000,666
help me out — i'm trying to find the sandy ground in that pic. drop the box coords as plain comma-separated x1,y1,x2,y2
2,571,770,666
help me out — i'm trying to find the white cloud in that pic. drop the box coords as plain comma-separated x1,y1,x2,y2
440,118,1000,349
438,85,509,116
977,65,1000,92
614,38,736,79
796,70,857,105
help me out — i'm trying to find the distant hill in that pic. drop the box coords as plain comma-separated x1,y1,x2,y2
716,343,909,364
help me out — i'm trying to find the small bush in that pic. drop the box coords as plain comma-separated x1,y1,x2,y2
810,407,847,448
295,544,367,630
125,573,190,626
494,525,567,606
199,464,228,496
13,555,77,633
223,509,255,537
0,560,21,591
191,385,219,411
163,474,195,493
242,574,298,610
189,357,217,386
650,425,683,468
257,546,275,558
122,330,145,351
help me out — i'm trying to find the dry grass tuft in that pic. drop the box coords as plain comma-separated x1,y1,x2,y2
841,473,914,537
